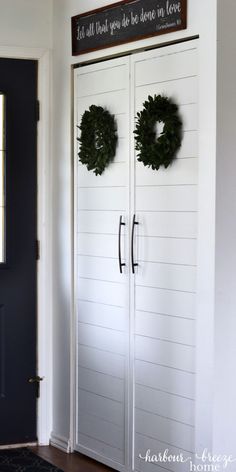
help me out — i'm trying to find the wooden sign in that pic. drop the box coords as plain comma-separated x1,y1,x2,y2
72,0,187,56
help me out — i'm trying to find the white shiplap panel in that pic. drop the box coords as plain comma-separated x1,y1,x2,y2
78,345,125,379
180,104,198,131
77,187,126,211
75,45,199,466
78,367,124,403
78,278,126,307
113,137,128,163
135,336,195,373
136,286,196,319
77,89,127,118
77,234,119,259
136,384,194,426
77,414,124,451
78,389,124,428
78,323,125,356
136,458,173,472
135,48,197,87
137,236,197,266
137,212,197,239
178,131,198,159
78,299,126,331
77,211,124,235
78,256,126,284
135,360,195,399
136,158,198,187
78,233,126,262
75,57,129,468
136,186,198,212
78,162,127,188
136,76,197,110
77,64,127,98
77,433,124,464
116,118,129,139
135,262,196,292
135,409,194,453
135,311,195,346
135,433,193,472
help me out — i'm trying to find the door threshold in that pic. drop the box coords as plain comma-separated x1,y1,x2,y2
0,442,37,450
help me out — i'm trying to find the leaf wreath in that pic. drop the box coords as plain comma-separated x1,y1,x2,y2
134,95,183,171
78,105,118,175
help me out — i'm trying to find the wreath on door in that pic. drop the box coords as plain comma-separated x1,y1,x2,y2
78,105,118,175
134,95,183,171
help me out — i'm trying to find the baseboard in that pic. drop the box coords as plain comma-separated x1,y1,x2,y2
50,432,71,453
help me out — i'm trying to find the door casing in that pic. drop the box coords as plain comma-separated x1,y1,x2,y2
0,46,52,446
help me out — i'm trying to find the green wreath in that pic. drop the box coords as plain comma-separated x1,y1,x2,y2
134,95,183,171
78,105,118,175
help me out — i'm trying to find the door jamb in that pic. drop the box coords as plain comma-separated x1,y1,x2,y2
0,46,52,445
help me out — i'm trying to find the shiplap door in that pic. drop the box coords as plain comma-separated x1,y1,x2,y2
74,40,198,472
132,42,198,472
74,57,130,471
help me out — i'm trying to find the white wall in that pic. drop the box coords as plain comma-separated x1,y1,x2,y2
0,0,52,49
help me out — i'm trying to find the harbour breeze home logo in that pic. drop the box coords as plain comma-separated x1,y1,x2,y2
139,448,236,471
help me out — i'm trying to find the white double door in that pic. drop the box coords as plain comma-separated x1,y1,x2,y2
74,40,198,472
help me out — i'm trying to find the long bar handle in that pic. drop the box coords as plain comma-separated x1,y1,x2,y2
118,216,126,274
131,214,139,274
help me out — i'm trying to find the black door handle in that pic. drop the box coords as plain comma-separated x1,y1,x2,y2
131,214,139,274
118,216,126,274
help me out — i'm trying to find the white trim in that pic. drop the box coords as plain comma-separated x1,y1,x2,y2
129,54,135,472
195,2,217,455
37,50,52,446
50,433,71,453
0,46,52,446
0,46,47,60
70,65,76,454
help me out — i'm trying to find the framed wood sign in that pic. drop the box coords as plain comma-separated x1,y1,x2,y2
71,0,187,56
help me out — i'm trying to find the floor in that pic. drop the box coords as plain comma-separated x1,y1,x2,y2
30,446,114,472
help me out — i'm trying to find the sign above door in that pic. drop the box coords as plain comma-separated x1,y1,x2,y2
71,0,187,56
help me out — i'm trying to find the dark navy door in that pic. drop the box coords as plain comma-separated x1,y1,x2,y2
0,59,37,445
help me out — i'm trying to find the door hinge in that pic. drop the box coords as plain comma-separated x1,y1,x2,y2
36,240,40,260
36,100,40,122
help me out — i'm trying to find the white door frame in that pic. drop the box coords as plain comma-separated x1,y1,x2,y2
0,46,52,445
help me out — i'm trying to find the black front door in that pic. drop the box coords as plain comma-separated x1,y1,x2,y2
0,59,37,444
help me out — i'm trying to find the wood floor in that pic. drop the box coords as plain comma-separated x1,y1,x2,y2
30,446,114,472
